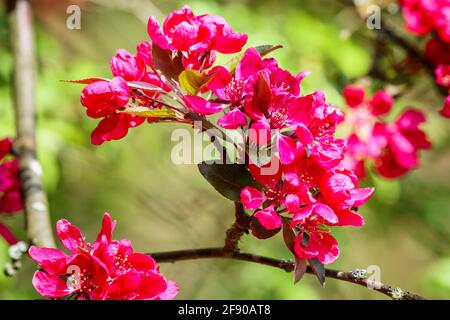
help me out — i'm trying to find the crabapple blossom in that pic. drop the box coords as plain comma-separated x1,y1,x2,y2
75,6,376,268
341,86,431,178
29,213,178,300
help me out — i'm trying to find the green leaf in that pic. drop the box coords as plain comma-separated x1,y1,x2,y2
123,107,178,119
198,163,256,201
152,43,184,83
179,70,207,95
257,44,283,57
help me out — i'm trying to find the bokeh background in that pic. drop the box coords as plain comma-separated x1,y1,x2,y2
0,0,449,299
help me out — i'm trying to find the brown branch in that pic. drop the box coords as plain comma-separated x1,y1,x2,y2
223,202,250,253
150,247,426,300
9,0,55,248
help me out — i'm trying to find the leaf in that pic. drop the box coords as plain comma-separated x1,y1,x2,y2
123,107,178,119
257,44,283,57
281,217,307,284
282,217,296,253
152,43,184,83
308,258,326,286
198,163,256,202
294,257,308,284
127,81,166,93
61,77,109,84
179,70,207,95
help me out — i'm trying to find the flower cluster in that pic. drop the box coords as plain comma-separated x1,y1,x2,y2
399,0,450,118
341,86,431,179
0,138,22,245
29,213,178,300
76,6,374,267
80,6,247,145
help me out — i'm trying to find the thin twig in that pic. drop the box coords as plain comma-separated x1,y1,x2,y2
8,0,55,248
150,247,426,300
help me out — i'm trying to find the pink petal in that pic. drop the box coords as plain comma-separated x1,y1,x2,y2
312,203,338,224
308,232,339,264
240,186,266,210
290,206,313,228
32,271,72,298
277,134,297,164
214,32,248,54
217,109,247,129
56,219,85,253
293,233,318,260
205,66,232,93
295,124,313,145
147,16,170,50
347,187,374,207
335,209,365,227
128,253,157,273
95,212,116,244
285,194,301,214
157,280,179,300
250,205,282,239
135,272,168,300
236,48,262,81
29,246,69,275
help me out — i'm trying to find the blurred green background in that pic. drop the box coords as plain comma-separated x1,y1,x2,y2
0,0,449,299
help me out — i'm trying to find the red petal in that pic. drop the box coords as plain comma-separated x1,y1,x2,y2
56,219,85,253
217,109,247,129
95,212,116,244
29,246,69,275
277,134,297,164
240,186,266,210
32,271,72,298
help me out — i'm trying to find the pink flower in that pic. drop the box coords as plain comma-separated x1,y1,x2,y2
136,41,153,67
90,113,145,146
294,231,339,264
374,109,431,178
29,213,178,300
110,49,146,81
147,6,247,70
340,86,431,178
80,77,130,119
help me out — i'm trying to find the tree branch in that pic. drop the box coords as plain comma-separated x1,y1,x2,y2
223,202,250,253
150,247,426,300
9,0,55,248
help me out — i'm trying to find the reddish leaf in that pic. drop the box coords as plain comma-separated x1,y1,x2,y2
62,77,109,84
308,258,326,286
151,43,184,83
